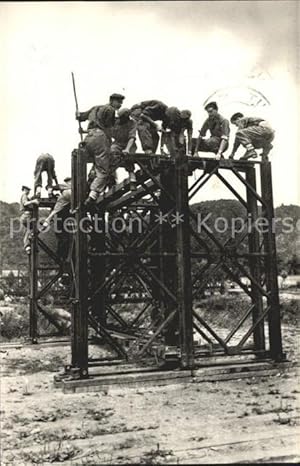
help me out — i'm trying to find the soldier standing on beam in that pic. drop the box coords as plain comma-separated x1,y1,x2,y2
229,112,275,161
34,153,58,198
194,101,230,159
76,93,125,210
130,100,168,154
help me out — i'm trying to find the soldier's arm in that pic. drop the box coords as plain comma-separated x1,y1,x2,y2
199,119,208,138
76,107,94,122
123,123,137,154
229,137,240,158
217,119,230,156
187,120,193,154
124,138,135,154
195,119,208,153
42,191,71,227
23,194,38,207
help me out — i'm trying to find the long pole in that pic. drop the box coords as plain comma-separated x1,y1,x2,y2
71,72,83,142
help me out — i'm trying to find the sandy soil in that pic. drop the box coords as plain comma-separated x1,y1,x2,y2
1,323,299,464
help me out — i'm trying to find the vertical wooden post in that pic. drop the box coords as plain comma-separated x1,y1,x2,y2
29,204,38,343
175,151,194,368
159,167,178,346
245,166,265,354
71,144,89,376
260,162,284,361
149,208,161,322
90,213,106,326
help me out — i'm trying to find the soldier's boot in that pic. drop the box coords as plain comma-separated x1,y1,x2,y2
240,144,257,160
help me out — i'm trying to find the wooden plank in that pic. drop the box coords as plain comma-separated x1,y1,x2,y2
61,369,192,393
59,358,293,393
192,360,290,377
192,368,284,383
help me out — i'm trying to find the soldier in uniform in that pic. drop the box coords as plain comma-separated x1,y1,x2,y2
130,100,168,154
34,153,58,198
229,112,274,160
110,108,138,189
20,185,39,254
194,101,230,159
160,107,193,156
40,178,72,260
76,93,125,209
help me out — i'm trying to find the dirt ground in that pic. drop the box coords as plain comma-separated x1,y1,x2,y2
1,303,300,464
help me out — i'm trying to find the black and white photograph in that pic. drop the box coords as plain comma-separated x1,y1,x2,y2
0,1,299,464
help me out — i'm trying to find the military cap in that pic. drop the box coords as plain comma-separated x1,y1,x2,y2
204,101,218,111
22,185,31,191
118,108,130,118
180,109,192,119
230,112,244,123
109,93,125,101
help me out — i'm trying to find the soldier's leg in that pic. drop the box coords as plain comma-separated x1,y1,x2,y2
235,127,273,159
260,128,275,161
87,165,97,187
111,142,137,188
21,214,32,254
34,158,44,196
46,157,55,196
163,132,182,157
109,142,124,187
85,130,111,203
195,136,221,154
151,127,160,153
137,121,158,153
163,132,173,155
126,142,137,187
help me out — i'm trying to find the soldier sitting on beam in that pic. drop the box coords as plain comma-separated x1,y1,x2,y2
193,101,230,159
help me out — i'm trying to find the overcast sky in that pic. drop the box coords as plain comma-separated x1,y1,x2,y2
0,1,299,205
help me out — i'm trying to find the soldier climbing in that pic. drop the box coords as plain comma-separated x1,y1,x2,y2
229,112,275,161
75,93,125,210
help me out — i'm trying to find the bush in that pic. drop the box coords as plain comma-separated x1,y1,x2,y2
0,302,70,340
0,304,29,340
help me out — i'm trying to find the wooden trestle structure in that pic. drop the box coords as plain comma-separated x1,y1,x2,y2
29,144,285,387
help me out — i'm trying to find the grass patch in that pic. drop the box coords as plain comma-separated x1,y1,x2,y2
6,353,66,374
21,441,79,464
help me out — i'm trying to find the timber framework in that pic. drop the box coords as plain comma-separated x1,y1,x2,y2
28,145,285,389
